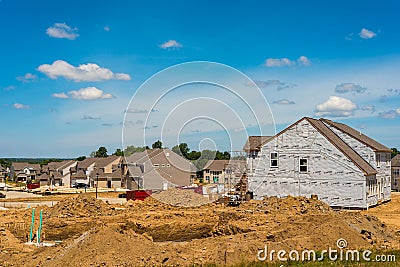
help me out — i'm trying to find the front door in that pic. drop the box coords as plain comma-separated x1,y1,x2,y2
107,180,112,188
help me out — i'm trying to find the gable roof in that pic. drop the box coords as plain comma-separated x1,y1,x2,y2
125,148,196,172
204,160,230,171
392,154,400,167
256,117,378,176
45,160,76,171
320,118,391,152
306,118,377,176
243,136,273,152
12,162,41,172
94,155,121,168
77,158,97,169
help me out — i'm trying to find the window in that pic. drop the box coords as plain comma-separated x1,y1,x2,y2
161,164,165,167
213,176,219,183
270,152,278,167
166,164,170,167
205,176,210,182
394,169,400,177
386,154,391,165
299,158,308,173
205,169,210,173
153,164,159,168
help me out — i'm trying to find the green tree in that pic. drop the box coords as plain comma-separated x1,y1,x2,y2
76,156,86,161
152,140,163,149
392,148,399,158
172,143,190,157
123,145,147,157
113,148,124,156
95,146,108,158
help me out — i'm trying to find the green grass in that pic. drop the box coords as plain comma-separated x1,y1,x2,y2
188,250,400,267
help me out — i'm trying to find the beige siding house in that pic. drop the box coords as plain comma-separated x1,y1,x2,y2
392,154,400,191
125,148,196,190
202,160,246,185
11,162,41,182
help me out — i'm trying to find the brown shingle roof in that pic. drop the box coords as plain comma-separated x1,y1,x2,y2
12,162,41,172
71,169,87,179
243,136,273,152
95,155,121,168
392,154,400,167
307,118,377,176
77,158,97,169
321,118,391,152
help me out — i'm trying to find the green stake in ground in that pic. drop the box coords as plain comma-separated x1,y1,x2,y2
29,208,35,242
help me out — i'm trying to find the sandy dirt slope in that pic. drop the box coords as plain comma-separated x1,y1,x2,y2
0,191,399,266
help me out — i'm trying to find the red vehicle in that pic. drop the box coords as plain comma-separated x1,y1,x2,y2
126,190,152,201
27,182,40,190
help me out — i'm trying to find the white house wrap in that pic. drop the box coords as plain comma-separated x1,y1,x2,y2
247,117,392,209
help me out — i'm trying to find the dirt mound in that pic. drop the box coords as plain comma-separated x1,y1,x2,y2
340,211,400,249
240,195,333,216
45,194,109,218
151,188,211,207
39,226,163,267
2,194,400,266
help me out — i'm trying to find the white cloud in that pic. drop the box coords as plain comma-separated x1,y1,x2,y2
52,92,69,99
379,110,397,119
54,87,114,100
273,99,296,105
160,40,182,49
124,108,157,114
315,96,357,117
37,60,131,82
264,56,311,67
69,87,113,100
46,23,79,40
16,73,37,83
335,83,367,93
4,85,15,91
397,108,400,115
265,58,295,67
104,26,110,32
13,103,30,109
82,115,100,120
298,56,311,66
359,28,377,39
361,105,375,113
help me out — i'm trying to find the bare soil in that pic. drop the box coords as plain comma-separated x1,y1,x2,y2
0,191,399,266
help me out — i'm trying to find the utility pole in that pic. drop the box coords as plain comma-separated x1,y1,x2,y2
96,173,99,199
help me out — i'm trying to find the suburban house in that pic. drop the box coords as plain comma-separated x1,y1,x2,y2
125,148,196,190
247,117,392,209
392,154,400,191
0,165,8,182
89,155,126,189
202,159,246,185
43,160,77,186
70,158,97,186
10,162,41,182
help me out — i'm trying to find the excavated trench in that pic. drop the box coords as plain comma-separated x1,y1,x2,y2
120,221,252,242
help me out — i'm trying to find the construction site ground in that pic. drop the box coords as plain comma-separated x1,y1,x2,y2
0,191,399,266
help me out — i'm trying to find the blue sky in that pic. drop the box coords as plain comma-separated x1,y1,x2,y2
0,0,399,157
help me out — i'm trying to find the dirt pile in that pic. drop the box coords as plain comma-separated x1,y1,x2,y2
1,194,400,266
240,195,333,216
151,188,211,207
45,194,109,218
340,211,400,249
